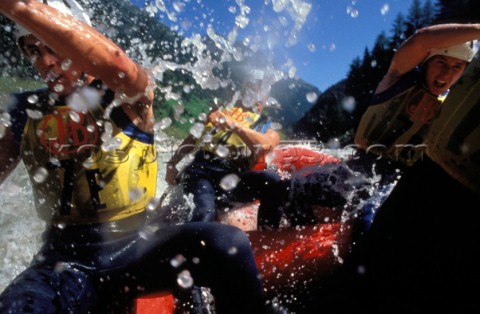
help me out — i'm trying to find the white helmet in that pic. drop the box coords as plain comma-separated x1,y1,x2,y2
424,41,478,63
15,0,92,43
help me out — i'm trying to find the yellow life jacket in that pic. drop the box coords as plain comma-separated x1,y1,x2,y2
355,70,445,166
20,86,157,225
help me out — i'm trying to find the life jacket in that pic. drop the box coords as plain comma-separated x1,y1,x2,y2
355,69,446,166
15,80,157,224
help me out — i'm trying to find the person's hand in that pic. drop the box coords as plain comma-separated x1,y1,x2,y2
208,110,234,130
165,162,179,185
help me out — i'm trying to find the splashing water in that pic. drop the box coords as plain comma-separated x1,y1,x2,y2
0,0,398,305
0,164,43,291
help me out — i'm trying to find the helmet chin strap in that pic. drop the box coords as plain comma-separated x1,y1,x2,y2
421,82,438,97
421,81,450,98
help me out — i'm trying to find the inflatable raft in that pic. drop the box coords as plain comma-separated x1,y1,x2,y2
135,145,371,313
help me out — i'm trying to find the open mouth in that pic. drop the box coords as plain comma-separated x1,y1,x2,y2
45,71,62,82
433,79,447,88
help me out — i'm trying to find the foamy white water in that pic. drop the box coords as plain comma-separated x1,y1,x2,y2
0,163,42,292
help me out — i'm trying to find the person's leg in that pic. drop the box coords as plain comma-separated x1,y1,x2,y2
182,164,218,222
0,263,96,313
235,170,285,229
124,222,266,314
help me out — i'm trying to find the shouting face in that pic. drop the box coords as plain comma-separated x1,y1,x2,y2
423,55,468,96
20,35,84,95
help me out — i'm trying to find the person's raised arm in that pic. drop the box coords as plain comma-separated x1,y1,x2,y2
376,23,480,94
0,0,150,99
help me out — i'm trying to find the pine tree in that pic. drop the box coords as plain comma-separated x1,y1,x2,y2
405,0,424,36
421,0,438,26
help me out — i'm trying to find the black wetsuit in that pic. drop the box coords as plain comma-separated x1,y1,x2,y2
0,215,265,313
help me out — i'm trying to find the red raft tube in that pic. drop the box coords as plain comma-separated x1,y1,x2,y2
136,145,349,313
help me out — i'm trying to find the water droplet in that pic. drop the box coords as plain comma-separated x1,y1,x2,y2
235,15,249,29
27,94,39,104
61,59,73,71
357,265,366,274
215,145,230,158
35,254,46,263
198,112,207,122
49,157,60,167
177,270,194,289
69,111,81,123
380,4,390,16
104,122,113,135
189,122,205,139
183,84,191,93
54,262,66,273
326,138,341,149
0,112,12,127
26,109,44,119
306,92,318,103
173,1,185,13
155,117,172,130
220,173,240,191
228,246,238,255
129,188,143,202
33,167,49,183
146,198,160,211
170,254,187,268
342,96,356,113
53,84,64,93
203,132,213,143
347,6,359,18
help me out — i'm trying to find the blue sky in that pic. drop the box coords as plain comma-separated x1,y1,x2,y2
130,0,427,91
